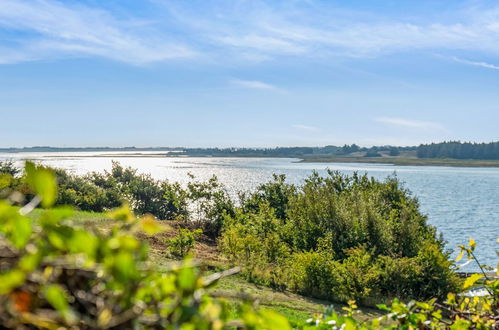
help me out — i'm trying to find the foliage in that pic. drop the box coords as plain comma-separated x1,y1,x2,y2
187,174,235,238
0,161,462,305
0,161,190,220
219,204,290,287
167,227,202,258
0,161,20,177
417,140,499,159
388,147,400,156
55,167,122,212
0,161,23,200
364,150,382,157
0,162,290,329
221,171,460,304
299,238,499,329
240,174,296,220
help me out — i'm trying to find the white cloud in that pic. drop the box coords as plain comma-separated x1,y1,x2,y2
231,79,279,90
453,57,499,70
0,0,195,64
292,124,320,132
7,1,499,65
374,117,444,130
161,1,499,60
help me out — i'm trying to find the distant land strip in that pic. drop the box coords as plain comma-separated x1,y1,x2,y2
298,157,499,168
3,141,499,167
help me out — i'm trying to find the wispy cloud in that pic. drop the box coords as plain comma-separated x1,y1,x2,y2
231,79,280,90
374,117,444,130
292,124,320,132
453,57,499,70
6,1,499,65
0,0,195,64
162,1,499,60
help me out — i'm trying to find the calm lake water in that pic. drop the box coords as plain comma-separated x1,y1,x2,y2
2,152,498,270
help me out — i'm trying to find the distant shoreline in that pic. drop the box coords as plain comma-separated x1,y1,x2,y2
4,151,499,168
299,157,499,168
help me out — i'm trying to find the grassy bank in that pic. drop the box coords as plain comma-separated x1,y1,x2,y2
300,156,499,167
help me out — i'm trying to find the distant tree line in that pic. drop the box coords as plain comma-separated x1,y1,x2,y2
0,145,415,157
183,144,415,157
9,142,499,160
417,141,499,159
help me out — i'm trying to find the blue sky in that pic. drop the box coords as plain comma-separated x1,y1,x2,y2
1,0,499,147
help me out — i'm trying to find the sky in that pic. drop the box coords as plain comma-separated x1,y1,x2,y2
1,0,499,147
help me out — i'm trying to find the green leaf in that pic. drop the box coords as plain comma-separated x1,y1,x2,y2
259,310,291,330
376,304,390,311
25,162,57,208
43,284,75,323
450,319,471,329
0,270,26,294
39,207,74,226
43,284,69,312
463,273,483,289
140,214,166,235
69,230,98,258
0,201,32,249
18,251,41,272
0,174,11,189
11,216,32,249
178,266,196,291
107,204,135,223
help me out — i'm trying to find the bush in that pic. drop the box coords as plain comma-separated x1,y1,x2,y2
302,239,499,329
101,162,190,220
0,161,20,177
286,251,340,300
55,168,122,212
167,227,202,258
219,204,289,286
187,174,235,237
240,174,296,220
221,171,459,304
364,150,382,157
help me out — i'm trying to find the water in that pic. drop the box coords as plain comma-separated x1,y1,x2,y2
1,152,498,270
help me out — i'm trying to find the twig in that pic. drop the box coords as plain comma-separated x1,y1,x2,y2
202,267,241,286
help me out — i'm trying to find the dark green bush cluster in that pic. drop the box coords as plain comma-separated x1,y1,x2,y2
221,171,460,304
56,162,190,220
0,162,232,230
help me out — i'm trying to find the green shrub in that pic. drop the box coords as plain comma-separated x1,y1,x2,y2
102,162,190,220
240,174,296,219
286,251,340,300
221,171,458,304
300,239,499,329
0,161,20,177
167,227,202,258
187,174,235,237
219,204,289,286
